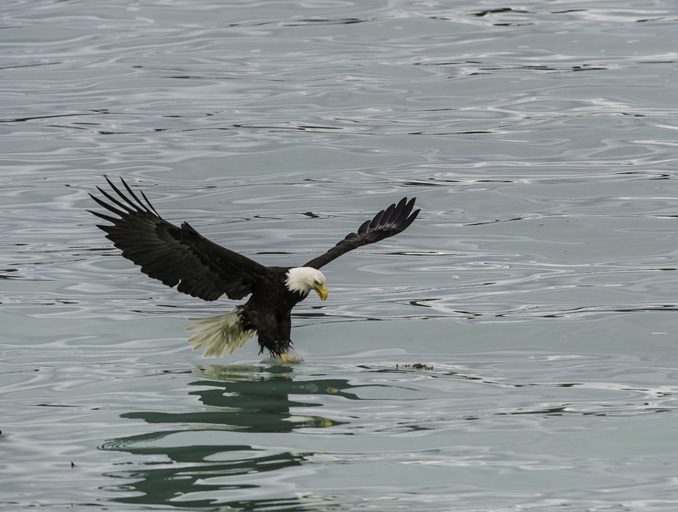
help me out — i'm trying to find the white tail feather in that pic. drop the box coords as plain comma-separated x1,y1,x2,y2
186,308,256,358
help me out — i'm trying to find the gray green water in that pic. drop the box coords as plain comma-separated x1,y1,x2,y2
2,1,678,510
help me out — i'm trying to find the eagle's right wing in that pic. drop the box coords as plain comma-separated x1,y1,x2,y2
89,177,268,301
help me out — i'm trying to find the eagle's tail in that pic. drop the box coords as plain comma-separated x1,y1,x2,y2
186,307,256,358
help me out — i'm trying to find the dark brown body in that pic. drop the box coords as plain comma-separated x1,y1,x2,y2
239,267,308,355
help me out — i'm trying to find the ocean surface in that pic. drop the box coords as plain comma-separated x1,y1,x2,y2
2,0,678,510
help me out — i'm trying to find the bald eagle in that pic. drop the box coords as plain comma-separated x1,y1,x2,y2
89,178,419,359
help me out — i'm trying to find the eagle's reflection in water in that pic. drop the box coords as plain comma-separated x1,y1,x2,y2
101,363,358,510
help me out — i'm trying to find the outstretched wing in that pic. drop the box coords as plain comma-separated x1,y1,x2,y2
89,177,269,301
304,197,420,270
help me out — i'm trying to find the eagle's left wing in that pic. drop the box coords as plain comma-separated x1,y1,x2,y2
303,197,419,270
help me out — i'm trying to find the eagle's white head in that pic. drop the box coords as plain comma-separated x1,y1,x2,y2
286,267,328,300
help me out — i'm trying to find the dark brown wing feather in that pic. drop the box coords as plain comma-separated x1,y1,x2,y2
304,197,419,270
89,177,269,301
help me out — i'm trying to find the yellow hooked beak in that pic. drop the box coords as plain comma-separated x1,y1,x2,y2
313,284,328,301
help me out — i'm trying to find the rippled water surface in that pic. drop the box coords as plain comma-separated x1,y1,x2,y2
3,0,678,510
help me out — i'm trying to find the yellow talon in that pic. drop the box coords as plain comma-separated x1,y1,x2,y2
279,352,301,364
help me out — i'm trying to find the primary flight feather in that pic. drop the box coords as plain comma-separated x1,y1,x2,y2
89,177,420,359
